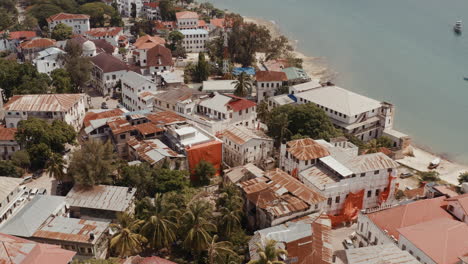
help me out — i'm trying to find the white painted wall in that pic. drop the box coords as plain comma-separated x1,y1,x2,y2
447,200,468,224
48,19,90,35
398,235,436,264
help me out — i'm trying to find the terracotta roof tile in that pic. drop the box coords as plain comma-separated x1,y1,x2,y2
0,31,36,40
85,27,122,38
225,95,256,112
83,109,124,127
19,38,56,49
143,2,159,8
133,122,163,135
134,35,166,50
176,11,199,20
146,111,186,125
0,127,17,141
256,71,288,82
46,13,90,23
446,193,468,216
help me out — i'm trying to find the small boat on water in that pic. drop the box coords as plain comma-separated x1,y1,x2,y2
454,20,462,34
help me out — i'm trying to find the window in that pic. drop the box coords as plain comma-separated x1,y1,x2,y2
367,231,372,240
416,257,421,261
367,190,372,198
387,168,393,172
375,189,380,197
335,196,340,203
409,250,413,255
374,237,378,244
327,198,332,206
402,245,406,250
360,173,365,177
120,134,126,139
374,170,379,175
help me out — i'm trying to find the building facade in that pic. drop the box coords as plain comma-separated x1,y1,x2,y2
255,71,288,102
121,71,158,112
0,127,20,160
90,52,129,96
47,13,90,34
176,11,199,30
179,29,208,53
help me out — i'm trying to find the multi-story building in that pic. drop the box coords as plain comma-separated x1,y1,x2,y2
255,70,288,102
90,52,129,96
0,177,24,225
446,193,468,224
345,244,419,264
179,29,208,53
18,38,56,61
3,94,87,131
176,11,199,30
84,27,123,46
117,0,143,18
0,127,20,160
0,31,36,52
47,13,90,34
121,71,158,112
32,47,65,75
222,125,273,167
83,108,127,141
143,2,161,20
280,138,399,215
132,35,172,74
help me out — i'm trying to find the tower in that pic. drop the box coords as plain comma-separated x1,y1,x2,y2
222,28,229,76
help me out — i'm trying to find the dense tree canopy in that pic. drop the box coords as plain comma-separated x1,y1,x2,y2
193,160,216,185
50,68,74,93
0,59,51,98
51,23,73,40
0,161,23,178
267,103,342,143
79,2,122,27
28,4,64,28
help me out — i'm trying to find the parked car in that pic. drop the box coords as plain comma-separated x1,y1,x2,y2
21,176,32,184
400,172,413,178
37,188,47,195
30,188,38,196
343,239,354,249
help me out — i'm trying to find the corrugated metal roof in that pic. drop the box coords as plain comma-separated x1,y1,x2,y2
319,156,353,177
346,244,420,264
286,138,330,161
4,94,85,112
0,177,22,203
222,126,271,145
65,185,136,212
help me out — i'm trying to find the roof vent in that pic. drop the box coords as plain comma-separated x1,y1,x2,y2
89,232,95,241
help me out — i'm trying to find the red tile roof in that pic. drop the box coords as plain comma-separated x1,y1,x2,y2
154,21,177,30
176,11,199,20
134,35,166,50
143,2,159,8
133,122,163,135
122,255,177,264
0,127,17,141
256,70,288,82
366,196,454,240
19,38,56,49
92,39,116,54
0,233,75,264
397,218,468,264
286,138,330,161
85,27,122,38
226,95,256,112
146,44,173,67
198,20,206,27
46,12,90,23
83,109,125,127
90,53,129,73
0,31,36,40
210,18,226,28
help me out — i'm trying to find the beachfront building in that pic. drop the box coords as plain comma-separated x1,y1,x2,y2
222,125,273,167
121,71,158,112
0,31,36,52
255,70,288,102
176,11,199,30
3,94,87,131
446,193,468,224
66,185,136,220
32,47,66,75
201,80,237,94
0,177,24,225
238,168,325,229
47,13,90,34
0,127,20,160
84,27,123,47
282,67,312,85
90,52,129,96
179,29,208,53
143,2,161,20
294,84,407,144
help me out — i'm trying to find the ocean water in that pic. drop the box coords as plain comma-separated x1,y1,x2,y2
209,0,468,163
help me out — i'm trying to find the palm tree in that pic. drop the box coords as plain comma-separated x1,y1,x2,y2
218,206,241,236
248,239,288,264
140,194,179,250
271,113,291,145
110,213,147,258
45,153,66,182
232,72,253,97
181,199,217,255
217,185,243,236
207,235,237,264
257,101,270,123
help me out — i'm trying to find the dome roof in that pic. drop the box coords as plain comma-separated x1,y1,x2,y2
82,40,96,51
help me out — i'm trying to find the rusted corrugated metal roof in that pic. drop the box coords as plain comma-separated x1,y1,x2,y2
286,138,330,161
222,126,272,145
65,185,136,212
4,94,85,112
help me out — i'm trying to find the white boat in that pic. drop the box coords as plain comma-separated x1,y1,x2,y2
454,21,462,34
429,158,441,169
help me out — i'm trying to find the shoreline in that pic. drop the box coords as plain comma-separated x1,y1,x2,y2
243,16,468,184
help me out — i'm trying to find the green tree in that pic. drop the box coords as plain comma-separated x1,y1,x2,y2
248,239,288,264
0,60,51,98
28,4,64,28
51,23,73,41
28,143,52,169
207,235,237,264
140,193,179,250
257,101,270,123
51,68,74,93
194,52,210,82
458,172,468,185
418,171,440,182
267,103,342,143
0,8,14,31
232,72,253,97
0,160,22,178
117,163,155,197
264,36,292,62
194,160,216,185
11,150,30,169
217,184,243,237
181,199,216,256
154,168,189,193
64,55,92,90
159,0,175,21
167,31,185,58
228,22,270,67
79,2,117,27
45,153,66,182
110,213,147,258
67,140,116,188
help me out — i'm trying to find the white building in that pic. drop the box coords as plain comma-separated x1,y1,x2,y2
84,27,123,46
179,29,208,53
3,94,87,131
255,71,288,102
132,35,172,74
47,13,90,35
121,71,158,112
280,138,399,215
0,31,36,52
201,80,237,94
446,193,468,224
345,244,419,264
222,125,273,167
143,2,161,20
0,177,25,225
90,52,129,96
295,84,401,143
117,0,143,18
0,127,20,160
176,11,199,30
32,47,65,75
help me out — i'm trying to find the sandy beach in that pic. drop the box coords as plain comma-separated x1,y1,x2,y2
245,16,468,186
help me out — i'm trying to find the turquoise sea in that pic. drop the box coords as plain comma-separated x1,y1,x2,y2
209,0,468,163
